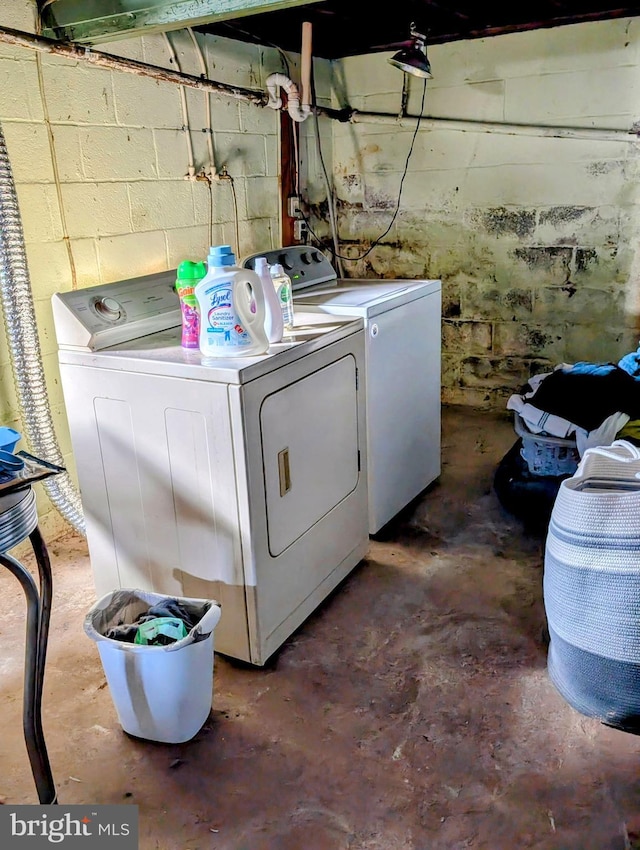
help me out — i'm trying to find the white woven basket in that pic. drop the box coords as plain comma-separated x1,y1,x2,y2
544,440,640,731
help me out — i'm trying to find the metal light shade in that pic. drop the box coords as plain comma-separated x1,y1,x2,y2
388,42,433,78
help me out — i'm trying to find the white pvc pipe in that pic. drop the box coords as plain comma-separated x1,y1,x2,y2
265,72,311,123
163,32,195,177
187,27,216,175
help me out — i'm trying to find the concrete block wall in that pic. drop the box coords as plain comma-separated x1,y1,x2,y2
5,2,636,538
331,18,640,409
0,0,294,539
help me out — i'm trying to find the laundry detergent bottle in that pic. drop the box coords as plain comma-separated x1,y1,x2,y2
195,245,269,357
176,260,206,349
254,256,283,343
269,262,295,330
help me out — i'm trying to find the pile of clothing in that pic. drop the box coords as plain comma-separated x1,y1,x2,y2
105,597,199,646
495,344,640,529
507,346,640,456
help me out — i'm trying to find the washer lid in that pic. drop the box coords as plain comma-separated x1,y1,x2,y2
296,278,442,310
298,282,412,307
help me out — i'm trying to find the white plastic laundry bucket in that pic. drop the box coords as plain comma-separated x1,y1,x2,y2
84,589,222,744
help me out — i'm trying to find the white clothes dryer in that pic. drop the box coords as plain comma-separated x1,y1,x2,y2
52,271,368,665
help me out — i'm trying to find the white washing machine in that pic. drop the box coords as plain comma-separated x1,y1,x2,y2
243,247,441,534
52,271,368,665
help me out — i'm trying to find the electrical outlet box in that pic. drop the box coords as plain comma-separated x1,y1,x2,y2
288,195,302,218
293,220,307,241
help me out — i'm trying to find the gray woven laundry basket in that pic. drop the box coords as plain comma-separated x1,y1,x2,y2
543,440,640,733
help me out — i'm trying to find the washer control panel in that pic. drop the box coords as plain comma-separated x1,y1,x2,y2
242,246,337,291
91,295,125,322
52,270,181,351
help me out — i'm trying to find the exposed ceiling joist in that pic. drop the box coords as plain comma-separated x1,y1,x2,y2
38,1,640,60
200,1,640,59
39,0,322,44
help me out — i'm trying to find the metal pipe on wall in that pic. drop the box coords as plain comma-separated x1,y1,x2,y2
0,122,85,536
2,22,636,142
341,109,640,143
0,23,267,537
0,24,266,105
3,17,636,541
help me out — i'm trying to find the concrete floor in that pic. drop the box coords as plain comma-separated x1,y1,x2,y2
2,404,640,849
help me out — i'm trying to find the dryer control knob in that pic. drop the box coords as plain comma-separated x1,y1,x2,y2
279,253,294,271
300,252,311,264
311,251,323,263
94,296,122,321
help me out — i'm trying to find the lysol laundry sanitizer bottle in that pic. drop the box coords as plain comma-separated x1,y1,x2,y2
195,245,269,357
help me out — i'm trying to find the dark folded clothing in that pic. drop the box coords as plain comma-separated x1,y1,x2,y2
105,624,140,642
529,367,640,432
141,600,198,631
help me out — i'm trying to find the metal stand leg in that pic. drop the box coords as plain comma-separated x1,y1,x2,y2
30,526,56,803
0,526,56,804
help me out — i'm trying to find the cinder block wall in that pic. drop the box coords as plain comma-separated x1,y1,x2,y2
331,19,640,408
0,0,298,538
3,2,638,537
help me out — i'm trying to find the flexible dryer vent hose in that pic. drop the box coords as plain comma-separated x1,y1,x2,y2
0,121,85,536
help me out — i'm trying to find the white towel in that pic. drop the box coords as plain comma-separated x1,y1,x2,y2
506,395,579,439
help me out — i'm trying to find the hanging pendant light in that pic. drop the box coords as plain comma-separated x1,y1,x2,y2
388,23,433,79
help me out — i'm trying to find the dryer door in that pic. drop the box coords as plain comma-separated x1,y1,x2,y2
260,354,359,556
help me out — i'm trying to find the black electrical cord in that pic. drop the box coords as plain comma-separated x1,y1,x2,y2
302,78,428,263
306,62,342,271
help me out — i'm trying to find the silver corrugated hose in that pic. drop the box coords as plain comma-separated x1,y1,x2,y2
0,121,85,536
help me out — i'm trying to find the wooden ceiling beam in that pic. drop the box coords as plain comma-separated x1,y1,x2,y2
40,0,323,44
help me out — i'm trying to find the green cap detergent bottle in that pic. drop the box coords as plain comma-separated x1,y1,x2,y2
175,260,206,349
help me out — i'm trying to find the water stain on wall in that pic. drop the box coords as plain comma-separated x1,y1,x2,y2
363,189,396,210
504,290,532,311
513,246,572,271
526,328,559,352
443,294,462,319
539,206,589,226
575,248,598,272
587,160,624,176
336,205,628,406
480,208,535,238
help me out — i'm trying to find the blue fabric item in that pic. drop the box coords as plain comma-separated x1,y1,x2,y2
618,348,640,378
528,366,640,431
562,361,617,376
